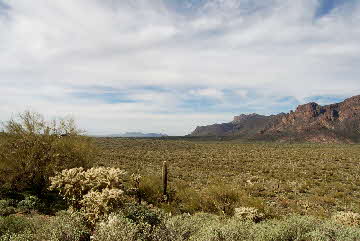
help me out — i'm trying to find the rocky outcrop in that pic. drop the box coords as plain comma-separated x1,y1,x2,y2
189,95,360,143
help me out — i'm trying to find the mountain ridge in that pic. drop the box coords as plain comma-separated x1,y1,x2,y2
189,95,360,143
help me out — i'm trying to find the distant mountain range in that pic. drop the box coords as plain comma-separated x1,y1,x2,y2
189,95,360,143
108,132,168,138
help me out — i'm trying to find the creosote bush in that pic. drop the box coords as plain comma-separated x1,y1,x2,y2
0,111,95,194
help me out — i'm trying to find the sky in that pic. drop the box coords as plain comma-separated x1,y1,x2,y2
0,0,359,136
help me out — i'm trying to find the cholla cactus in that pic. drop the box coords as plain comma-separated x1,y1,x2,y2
332,211,360,226
234,207,264,222
49,167,126,204
80,188,125,225
49,167,86,207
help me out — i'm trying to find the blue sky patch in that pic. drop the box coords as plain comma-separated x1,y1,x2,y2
315,0,353,18
305,95,347,105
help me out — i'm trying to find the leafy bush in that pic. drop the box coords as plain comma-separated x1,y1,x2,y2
171,183,203,214
0,200,16,216
165,213,222,241
0,215,34,237
0,229,35,241
200,184,244,215
92,207,174,241
92,214,138,241
250,215,318,241
307,221,360,240
121,205,160,226
190,218,251,241
17,195,41,213
35,210,90,241
136,175,165,205
0,111,95,194
0,211,89,241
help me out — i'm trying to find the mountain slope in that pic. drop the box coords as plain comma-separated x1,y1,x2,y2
189,95,360,143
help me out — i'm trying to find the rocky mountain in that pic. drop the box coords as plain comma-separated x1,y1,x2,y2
190,95,360,143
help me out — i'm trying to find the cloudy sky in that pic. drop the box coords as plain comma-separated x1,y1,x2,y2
0,0,359,135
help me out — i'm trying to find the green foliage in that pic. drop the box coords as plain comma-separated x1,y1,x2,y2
0,111,95,194
0,211,89,241
165,213,222,240
17,195,41,214
92,207,174,241
34,211,90,241
0,215,34,238
0,200,16,217
251,215,318,241
165,214,360,241
190,218,251,241
137,175,165,204
200,184,245,215
92,214,138,241
121,204,164,227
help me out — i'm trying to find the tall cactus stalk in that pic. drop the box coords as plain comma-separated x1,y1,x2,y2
162,161,168,199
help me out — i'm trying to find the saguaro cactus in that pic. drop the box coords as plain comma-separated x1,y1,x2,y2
162,161,168,199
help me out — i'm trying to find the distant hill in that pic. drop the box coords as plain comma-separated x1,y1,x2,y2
189,95,360,143
109,132,168,138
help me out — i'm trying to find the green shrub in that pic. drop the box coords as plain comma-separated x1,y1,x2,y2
92,214,138,241
0,215,34,237
165,213,221,240
307,221,360,240
165,214,360,241
35,210,90,241
121,204,164,227
0,111,95,194
250,215,319,241
190,218,252,241
0,211,89,241
0,200,16,216
201,184,244,215
171,183,203,214
0,229,35,241
137,175,164,205
92,206,174,241
17,195,41,213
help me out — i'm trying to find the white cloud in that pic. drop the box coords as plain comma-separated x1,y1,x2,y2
0,0,360,135
189,88,224,100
